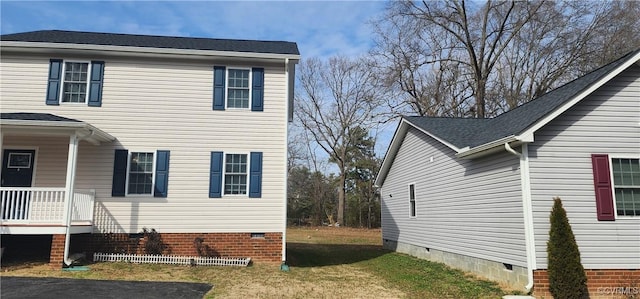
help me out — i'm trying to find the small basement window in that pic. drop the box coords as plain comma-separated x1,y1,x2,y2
250,233,265,238
503,263,513,271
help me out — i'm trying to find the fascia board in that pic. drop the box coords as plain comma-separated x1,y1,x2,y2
1,41,301,61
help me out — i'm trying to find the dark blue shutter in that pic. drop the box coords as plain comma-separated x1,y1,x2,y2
46,59,63,105
112,149,128,197
213,66,226,110
88,61,105,107
249,152,263,198
209,152,224,198
154,150,170,198
251,68,264,111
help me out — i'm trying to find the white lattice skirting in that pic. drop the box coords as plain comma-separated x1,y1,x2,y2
93,252,251,267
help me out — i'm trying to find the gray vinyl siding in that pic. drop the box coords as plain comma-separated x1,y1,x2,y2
529,64,640,269
0,53,288,234
380,127,527,266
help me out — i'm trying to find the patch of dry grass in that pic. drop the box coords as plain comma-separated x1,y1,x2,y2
1,227,507,298
1,227,402,299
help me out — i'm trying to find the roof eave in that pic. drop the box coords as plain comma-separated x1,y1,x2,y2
455,135,520,159
516,51,640,141
1,41,301,61
375,118,463,187
1,119,115,144
459,51,640,159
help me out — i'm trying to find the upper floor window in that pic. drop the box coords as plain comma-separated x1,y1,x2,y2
46,59,105,107
611,158,640,216
62,62,89,103
213,66,263,111
227,69,251,108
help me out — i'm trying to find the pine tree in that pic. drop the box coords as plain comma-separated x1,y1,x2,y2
547,197,588,299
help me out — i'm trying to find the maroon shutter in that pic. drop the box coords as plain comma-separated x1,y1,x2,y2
591,154,615,221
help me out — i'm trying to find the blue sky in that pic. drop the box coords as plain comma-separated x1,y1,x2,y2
1,1,387,59
1,1,394,166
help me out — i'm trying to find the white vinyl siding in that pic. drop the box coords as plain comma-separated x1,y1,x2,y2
0,54,288,233
380,127,527,267
529,64,640,269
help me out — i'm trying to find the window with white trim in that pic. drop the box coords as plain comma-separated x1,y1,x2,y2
62,62,90,103
127,152,155,195
611,158,640,216
227,68,251,108
409,183,416,217
224,153,248,195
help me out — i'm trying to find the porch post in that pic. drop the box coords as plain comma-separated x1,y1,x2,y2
62,133,79,267
0,131,3,183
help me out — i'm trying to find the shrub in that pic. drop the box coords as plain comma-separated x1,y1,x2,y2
193,237,219,257
142,227,167,255
547,197,588,299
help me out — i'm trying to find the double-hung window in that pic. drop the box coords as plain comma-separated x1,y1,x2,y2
111,149,170,198
227,69,251,108
224,153,248,195
46,59,105,106
611,158,640,216
209,151,263,198
212,66,264,111
128,152,155,195
62,62,89,103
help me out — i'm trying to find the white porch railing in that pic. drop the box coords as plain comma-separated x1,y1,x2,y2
0,187,95,225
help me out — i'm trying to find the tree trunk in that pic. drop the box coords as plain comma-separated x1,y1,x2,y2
337,171,346,226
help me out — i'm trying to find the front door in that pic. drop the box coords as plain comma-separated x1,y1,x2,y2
1,149,36,220
1,149,35,187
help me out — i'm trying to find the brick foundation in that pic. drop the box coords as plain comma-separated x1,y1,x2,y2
50,232,283,265
533,269,640,299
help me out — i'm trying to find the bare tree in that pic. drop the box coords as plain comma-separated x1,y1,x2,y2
372,0,640,118
295,56,383,226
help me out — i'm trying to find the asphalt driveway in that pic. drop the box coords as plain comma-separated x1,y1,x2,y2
1,276,213,299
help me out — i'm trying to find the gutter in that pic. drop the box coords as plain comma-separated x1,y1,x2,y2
456,135,518,159
504,142,536,293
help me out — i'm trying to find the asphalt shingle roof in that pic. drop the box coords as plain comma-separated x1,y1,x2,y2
1,112,81,122
1,30,300,55
405,49,640,149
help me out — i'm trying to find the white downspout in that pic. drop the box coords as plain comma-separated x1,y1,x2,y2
505,142,536,293
282,58,290,263
62,129,95,266
63,134,79,266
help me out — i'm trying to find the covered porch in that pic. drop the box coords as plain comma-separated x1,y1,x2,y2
1,113,114,236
